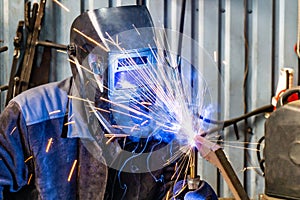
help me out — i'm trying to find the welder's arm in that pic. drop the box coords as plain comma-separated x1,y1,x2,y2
0,101,30,197
194,135,250,200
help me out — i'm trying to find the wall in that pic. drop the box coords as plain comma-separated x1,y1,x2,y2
0,0,298,199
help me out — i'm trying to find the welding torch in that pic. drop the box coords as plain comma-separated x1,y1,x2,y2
194,135,250,200
187,146,201,190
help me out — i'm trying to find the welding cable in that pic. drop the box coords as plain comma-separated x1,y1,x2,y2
202,104,274,136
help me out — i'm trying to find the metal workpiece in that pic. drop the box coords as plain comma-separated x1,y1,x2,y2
194,135,249,200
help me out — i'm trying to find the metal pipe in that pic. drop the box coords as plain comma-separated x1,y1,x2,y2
217,0,225,195
36,40,67,50
271,0,276,97
0,46,8,53
177,0,186,62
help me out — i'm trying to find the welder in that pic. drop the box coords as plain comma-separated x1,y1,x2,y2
0,5,217,200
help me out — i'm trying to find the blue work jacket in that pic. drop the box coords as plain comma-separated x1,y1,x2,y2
0,77,177,200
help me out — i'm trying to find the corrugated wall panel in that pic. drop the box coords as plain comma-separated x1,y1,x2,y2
0,0,299,199
0,0,24,109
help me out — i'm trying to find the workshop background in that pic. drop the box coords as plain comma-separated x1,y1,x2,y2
0,0,299,199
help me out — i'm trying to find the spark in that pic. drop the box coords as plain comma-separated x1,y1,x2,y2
68,113,74,121
104,32,122,50
68,160,77,182
56,49,67,54
45,138,53,153
73,28,109,52
68,95,94,104
220,143,260,152
89,106,111,114
104,133,129,144
27,173,33,185
140,120,148,126
68,58,95,75
173,183,188,199
104,134,129,138
9,127,16,135
109,108,143,121
106,136,115,144
24,156,33,163
100,97,152,120
64,121,75,126
112,125,141,130
141,101,152,106
132,24,141,35
53,0,70,12
241,166,261,172
208,139,264,151
130,124,139,132
166,190,170,200
169,147,191,180
49,110,61,115
210,139,262,145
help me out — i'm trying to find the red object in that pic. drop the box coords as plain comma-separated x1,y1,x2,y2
287,93,299,102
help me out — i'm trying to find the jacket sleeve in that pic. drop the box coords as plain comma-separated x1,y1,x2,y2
0,101,31,197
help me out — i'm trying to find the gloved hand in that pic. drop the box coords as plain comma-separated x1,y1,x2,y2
173,180,218,200
184,181,218,200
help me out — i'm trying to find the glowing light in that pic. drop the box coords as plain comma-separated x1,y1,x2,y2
27,173,33,185
241,166,261,172
64,121,75,126
68,160,77,182
56,49,67,54
68,95,94,104
73,28,108,52
90,106,111,114
140,120,148,126
68,59,95,75
100,97,152,120
130,124,139,132
24,156,33,163
166,190,170,200
111,125,141,130
53,0,70,12
109,108,143,121
9,127,16,135
104,134,129,138
132,24,141,35
49,110,61,115
106,136,115,144
45,138,53,153
104,134,129,144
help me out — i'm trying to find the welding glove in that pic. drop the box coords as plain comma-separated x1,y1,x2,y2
173,180,218,200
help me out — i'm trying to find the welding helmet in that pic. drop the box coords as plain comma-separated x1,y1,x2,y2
67,5,223,173
68,6,159,139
